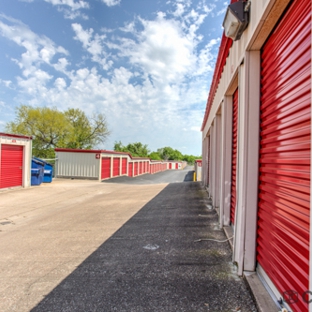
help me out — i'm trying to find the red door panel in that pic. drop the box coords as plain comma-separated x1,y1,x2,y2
257,1,310,311
113,158,120,177
128,163,133,177
230,88,238,224
101,157,111,179
122,158,127,175
0,144,23,189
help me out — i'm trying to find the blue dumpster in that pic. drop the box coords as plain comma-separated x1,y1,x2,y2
33,157,53,183
31,168,42,185
31,158,45,185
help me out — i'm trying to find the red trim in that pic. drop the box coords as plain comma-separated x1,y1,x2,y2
0,132,32,140
55,148,102,154
55,148,150,160
201,34,233,131
201,0,243,131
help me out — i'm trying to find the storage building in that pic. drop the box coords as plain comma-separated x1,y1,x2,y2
201,0,311,311
55,148,170,181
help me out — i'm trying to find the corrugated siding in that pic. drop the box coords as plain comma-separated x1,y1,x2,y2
56,152,99,178
257,1,311,311
230,88,238,225
0,144,23,188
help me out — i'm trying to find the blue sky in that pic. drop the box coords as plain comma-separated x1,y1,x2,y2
0,0,227,155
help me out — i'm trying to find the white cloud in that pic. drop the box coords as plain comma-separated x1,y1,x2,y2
118,15,196,85
190,126,200,132
0,1,219,154
44,0,89,10
0,15,68,75
60,8,89,20
72,23,112,70
101,0,121,7
43,0,89,19
54,77,67,89
173,3,185,17
0,79,13,88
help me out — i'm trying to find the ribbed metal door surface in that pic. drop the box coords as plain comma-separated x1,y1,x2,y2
122,158,127,175
134,162,138,176
207,136,210,186
101,157,111,179
128,163,133,177
230,88,238,224
113,158,120,177
257,1,310,311
0,144,23,188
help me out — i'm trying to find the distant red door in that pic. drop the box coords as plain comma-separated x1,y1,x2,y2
101,157,111,179
128,163,133,177
175,163,178,169
122,158,127,175
0,144,23,189
113,158,120,177
134,163,138,176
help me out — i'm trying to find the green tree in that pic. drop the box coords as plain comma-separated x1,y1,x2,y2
64,108,110,149
148,151,162,160
157,147,183,160
114,141,150,157
5,105,110,158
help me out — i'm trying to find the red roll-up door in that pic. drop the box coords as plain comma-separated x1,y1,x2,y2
101,157,111,179
257,1,310,311
230,88,238,224
113,158,120,177
169,163,172,169
207,136,210,186
139,162,142,174
175,163,178,169
0,144,23,189
128,162,133,177
122,158,127,175
134,162,138,176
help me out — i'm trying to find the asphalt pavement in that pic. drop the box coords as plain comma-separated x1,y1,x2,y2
28,169,257,312
103,166,195,184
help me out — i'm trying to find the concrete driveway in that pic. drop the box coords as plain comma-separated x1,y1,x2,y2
0,178,167,312
0,170,257,312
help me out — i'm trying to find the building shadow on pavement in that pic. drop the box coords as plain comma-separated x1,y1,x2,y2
31,182,257,312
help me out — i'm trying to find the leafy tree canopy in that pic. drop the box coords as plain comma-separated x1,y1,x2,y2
5,105,110,158
114,141,150,157
114,141,201,164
